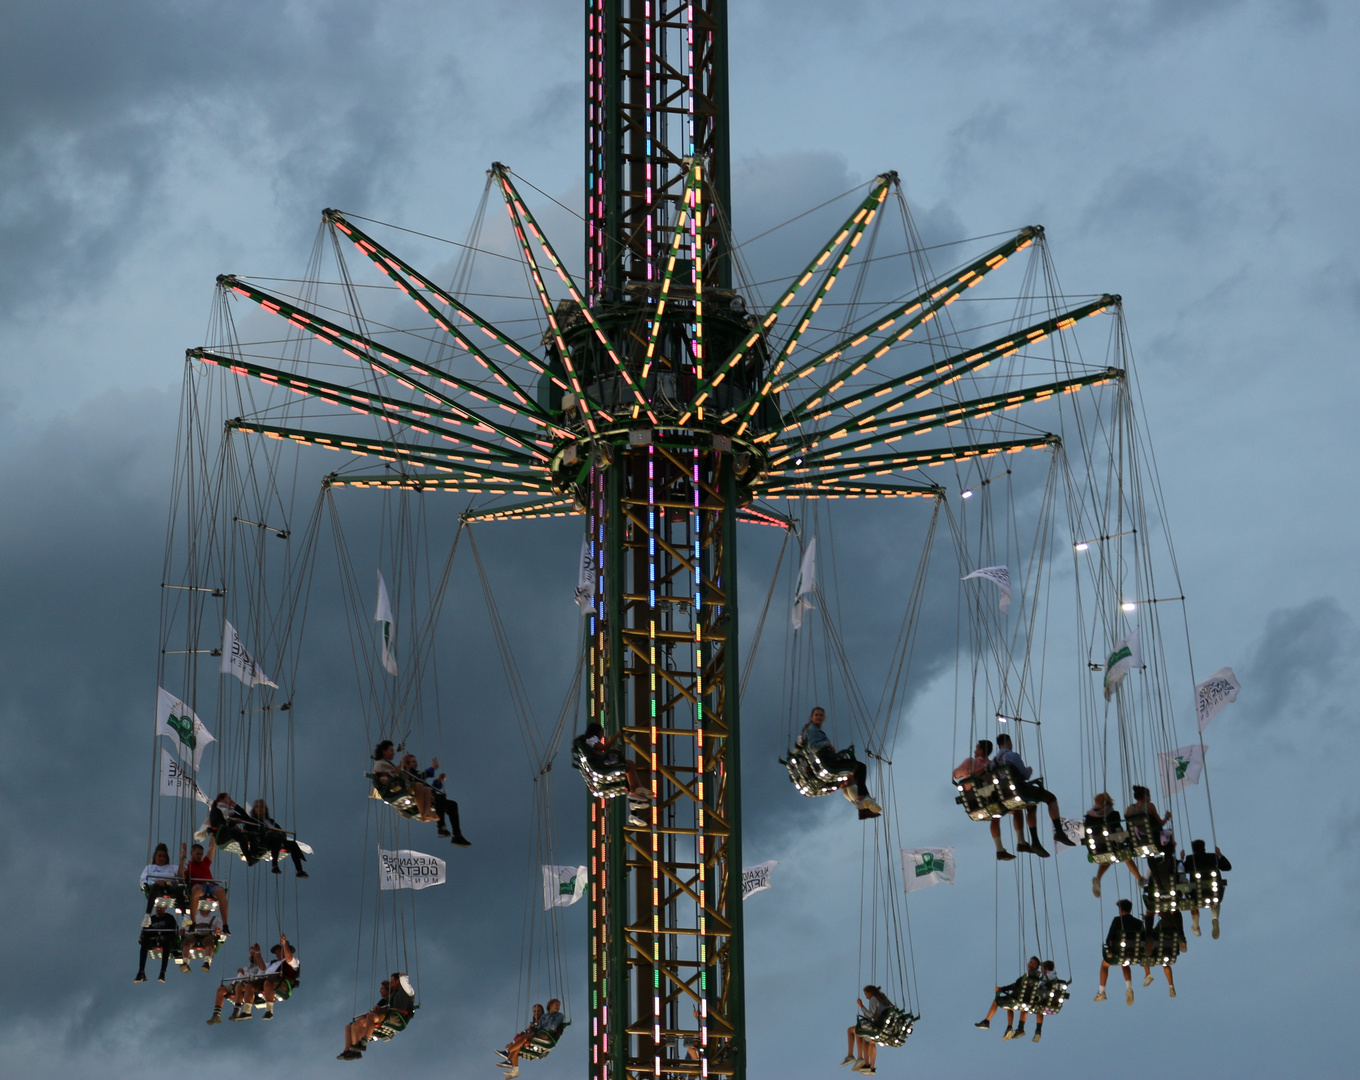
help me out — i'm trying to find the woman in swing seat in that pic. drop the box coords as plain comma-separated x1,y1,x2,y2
498,999,566,1077
843,985,894,1074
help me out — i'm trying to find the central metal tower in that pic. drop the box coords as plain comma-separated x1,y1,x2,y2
581,5,750,1077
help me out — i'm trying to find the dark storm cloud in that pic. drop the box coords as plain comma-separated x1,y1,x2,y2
1239,597,1357,729
0,1,467,317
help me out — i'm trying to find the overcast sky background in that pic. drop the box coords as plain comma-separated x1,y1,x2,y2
1,2,1356,1078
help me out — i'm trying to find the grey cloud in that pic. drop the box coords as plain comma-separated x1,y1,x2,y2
1079,160,1237,243
1241,597,1358,727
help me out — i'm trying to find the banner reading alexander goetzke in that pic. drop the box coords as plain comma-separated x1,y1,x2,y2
378,848,446,891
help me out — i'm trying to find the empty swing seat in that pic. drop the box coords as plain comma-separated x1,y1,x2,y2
784,741,854,798
854,1008,917,1048
571,736,634,799
518,1020,570,1061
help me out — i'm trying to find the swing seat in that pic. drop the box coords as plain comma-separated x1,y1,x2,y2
1183,869,1227,910
370,1005,416,1042
1017,977,1071,1015
1103,931,1146,967
183,939,218,961
783,741,855,798
571,736,634,799
1083,813,1136,864
144,881,189,914
368,774,424,819
1142,925,1183,966
1143,872,1188,914
854,1008,917,1048
953,762,1033,820
517,1020,570,1061
1122,811,1163,859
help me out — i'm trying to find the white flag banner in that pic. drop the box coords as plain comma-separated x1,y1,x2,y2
155,687,216,770
741,860,778,900
1058,817,1085,848
792,538,817,630
159,748,210,804
1158,744,1206,798
220,620,278,688
574,535,596,616
961,565,1012,613
378,848,445,891
1103,627,1142,701
374,570,399,676
542,864,589,909
1194,667,1240,732
901,847,956,893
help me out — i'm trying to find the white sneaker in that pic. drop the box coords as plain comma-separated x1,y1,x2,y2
840,1055,856,1067
1093,991,1107,1002
860,798,883,815
1091,875,1101,898
1143,972,1154,987
627,813,646,827
1169,985,1177,998
1125,987,1135,1006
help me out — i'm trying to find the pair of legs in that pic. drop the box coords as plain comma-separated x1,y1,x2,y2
987,818,1015,859
430,789,470,843
1190,903,1220,939
843,1026,876,1071
343,1010,386,1054
1096,960,1134,1003
208,979,257,1022
1141,963,1176,994
189,883,229,929
259,830,308,876
1093,859,1143,896
136,941,173,981
180,932,217,970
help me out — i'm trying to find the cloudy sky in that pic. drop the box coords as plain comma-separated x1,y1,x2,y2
1,1,1355,1077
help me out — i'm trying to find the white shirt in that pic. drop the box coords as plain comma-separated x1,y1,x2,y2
265,953,299,975
140,862,180,888
191,911,222,934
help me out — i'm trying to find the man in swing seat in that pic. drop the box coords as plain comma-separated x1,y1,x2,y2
498,998,566,1077
1095,898,1145,1005
800,707,881,819
992,733,1074,857
954,739,1015,860
339,973,415,1059
1182,839,1231,939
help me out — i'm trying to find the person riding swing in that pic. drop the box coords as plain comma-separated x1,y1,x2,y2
798,707,881,819
992,733,1074,856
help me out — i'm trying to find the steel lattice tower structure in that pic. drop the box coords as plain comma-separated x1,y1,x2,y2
189,3,1128,1077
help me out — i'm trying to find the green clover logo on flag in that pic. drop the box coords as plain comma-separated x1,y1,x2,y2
916,853,943,877
1174,755,1189,779
167,711,196,750
560,879,576,896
